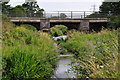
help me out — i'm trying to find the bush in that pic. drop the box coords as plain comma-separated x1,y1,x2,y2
2,18,58,79
16,24,37,31
50,25,68,36
61,29,119,78
109,15,120,29
2,14,15,32
2,14,10,22
3,48,53,79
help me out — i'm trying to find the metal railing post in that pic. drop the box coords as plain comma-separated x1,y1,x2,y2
84,11,85,18
15,11,17,17
71,11,73,19
81,15,82,19
58,11,59,19
44,11,46,18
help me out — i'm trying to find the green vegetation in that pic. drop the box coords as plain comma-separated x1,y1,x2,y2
109,15,120,29
10,5,26,17
22,1,44,17
99,2,120,15
2,15,58,79
16,24,37,31
50,25,68,37
1,0,44,17
60,13,67,19
61,29,119,78
1,1,120,79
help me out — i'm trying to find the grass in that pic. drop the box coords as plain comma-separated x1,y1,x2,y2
2,15,59,79
61,29,119,78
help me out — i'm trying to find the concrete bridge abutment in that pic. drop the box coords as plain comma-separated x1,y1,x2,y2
40,19,50,30
79,20,89,32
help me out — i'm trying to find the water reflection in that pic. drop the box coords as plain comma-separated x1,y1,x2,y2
52,56,76,78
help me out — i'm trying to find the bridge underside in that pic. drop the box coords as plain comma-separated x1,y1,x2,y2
10,17,109,32
13,22,108,32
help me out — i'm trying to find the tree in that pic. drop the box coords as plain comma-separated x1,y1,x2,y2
108,15,120,29
99,2,120,15
22,1,44,17
10,5,26,17
60,13,67,18
88,2,120,18
1,0,11,15
99,1,120,28
87,12,107,18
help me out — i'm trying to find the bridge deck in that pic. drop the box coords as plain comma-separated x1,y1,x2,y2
9,17,110,23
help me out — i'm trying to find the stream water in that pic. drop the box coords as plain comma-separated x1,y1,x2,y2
51,54,76,78
52,40,76,78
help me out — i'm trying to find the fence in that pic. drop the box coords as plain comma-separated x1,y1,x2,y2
7,10,112,19
43,11,95,19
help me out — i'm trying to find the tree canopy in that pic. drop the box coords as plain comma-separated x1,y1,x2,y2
10,5,25,17
99,2,120,15
1,2,11,15
22,1,44,17
1,0,44,17
88,2,120,18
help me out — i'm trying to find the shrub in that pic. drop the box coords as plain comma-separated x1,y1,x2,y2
2,14,15,32
109,15,120,29
2,14,10,22
54,25,68,34
50,25,68,36
61,29,119,78
16,24,37,31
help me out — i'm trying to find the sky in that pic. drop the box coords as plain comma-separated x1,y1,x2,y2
8,0,104,11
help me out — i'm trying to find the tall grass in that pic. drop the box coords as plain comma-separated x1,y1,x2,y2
61,29,119,78
2,15,58,79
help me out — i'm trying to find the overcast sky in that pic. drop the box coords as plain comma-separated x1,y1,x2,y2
8,0,104,11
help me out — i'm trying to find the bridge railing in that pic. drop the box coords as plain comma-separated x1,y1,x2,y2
43,11,95,19
7,10,112,19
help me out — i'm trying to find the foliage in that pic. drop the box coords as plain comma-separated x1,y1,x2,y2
2,14,15,32
22,1,44,17
2,17,58,79
88,2,120,18
50,25,68,37
10,5,26,17
1,0,44,17
87,12,108,18
61,29,119,78
60,13,67,19
16,24,37,31
109,15,120,29
2,14,10,22
50,27,63,37
100,2,120,15
1,1,11,15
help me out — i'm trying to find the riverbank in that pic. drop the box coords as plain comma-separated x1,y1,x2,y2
60,29,119,78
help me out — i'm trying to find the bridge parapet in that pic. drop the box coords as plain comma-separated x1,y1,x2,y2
8,10,111,19
9,17,110,23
